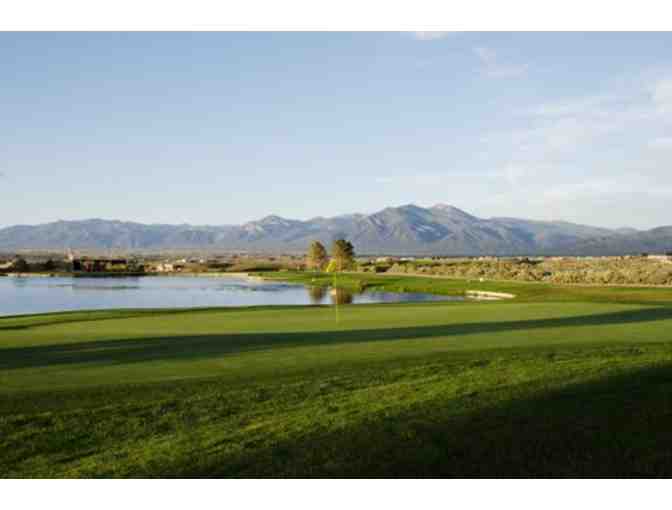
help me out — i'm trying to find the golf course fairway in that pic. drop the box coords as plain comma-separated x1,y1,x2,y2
2,274,672,477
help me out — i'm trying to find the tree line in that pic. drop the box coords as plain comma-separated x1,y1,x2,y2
306,239,355,272
2,258,64,273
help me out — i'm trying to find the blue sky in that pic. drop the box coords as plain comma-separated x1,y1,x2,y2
2,32,672,229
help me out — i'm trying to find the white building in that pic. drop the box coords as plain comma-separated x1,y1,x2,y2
647,254,672,263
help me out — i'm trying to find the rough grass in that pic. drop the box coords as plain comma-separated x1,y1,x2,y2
383,256,672,286
2,275,672,477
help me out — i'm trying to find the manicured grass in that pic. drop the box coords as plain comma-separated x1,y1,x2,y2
2,274,672,477
261,270,672,304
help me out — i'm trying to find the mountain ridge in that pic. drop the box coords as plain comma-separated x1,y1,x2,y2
1,204,671,255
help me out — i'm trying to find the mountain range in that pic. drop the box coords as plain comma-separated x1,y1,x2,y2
1,204,671,256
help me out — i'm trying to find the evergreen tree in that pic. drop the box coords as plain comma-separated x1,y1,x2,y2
331,239,355,271
12,258,29,273
307,241,328,270
307,286,327,304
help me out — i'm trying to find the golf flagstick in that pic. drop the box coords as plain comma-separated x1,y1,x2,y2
333,272,340,325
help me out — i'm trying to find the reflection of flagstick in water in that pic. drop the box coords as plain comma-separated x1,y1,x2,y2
333,273,340,325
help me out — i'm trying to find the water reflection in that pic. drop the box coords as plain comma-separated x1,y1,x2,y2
306,286,457,306
307,286,327,304
306,286,354,305
0,276,461,316
329,288,353,305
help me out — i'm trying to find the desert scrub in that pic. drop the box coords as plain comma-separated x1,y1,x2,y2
385,257,672,286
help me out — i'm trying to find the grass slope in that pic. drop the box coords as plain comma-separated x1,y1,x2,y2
2,275,672,477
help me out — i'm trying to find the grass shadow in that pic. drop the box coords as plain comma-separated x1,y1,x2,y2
3,307,672,370
184,362,672,477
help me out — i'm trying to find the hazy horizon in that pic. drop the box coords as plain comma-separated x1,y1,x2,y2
2,32,672,230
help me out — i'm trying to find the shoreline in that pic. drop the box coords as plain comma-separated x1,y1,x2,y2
1,271,252,279
378,270,672,289
466,290,516,300
5,268,671,289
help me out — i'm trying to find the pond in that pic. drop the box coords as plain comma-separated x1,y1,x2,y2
0,275,463,316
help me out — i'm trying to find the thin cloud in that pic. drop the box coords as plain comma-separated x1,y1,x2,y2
487,81,670,160
375,175,447,185
474,47,496,65
652,77,672,114
473,46,527,78
649,137,672,149
375,171,502,186
508,78,672,158
477,74,672,228
485,116,626,161
527,94,624,118
408,31,454,41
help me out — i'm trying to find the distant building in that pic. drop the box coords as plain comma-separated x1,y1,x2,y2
153,262,185,273
647,254,672,263
72,258,129,273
